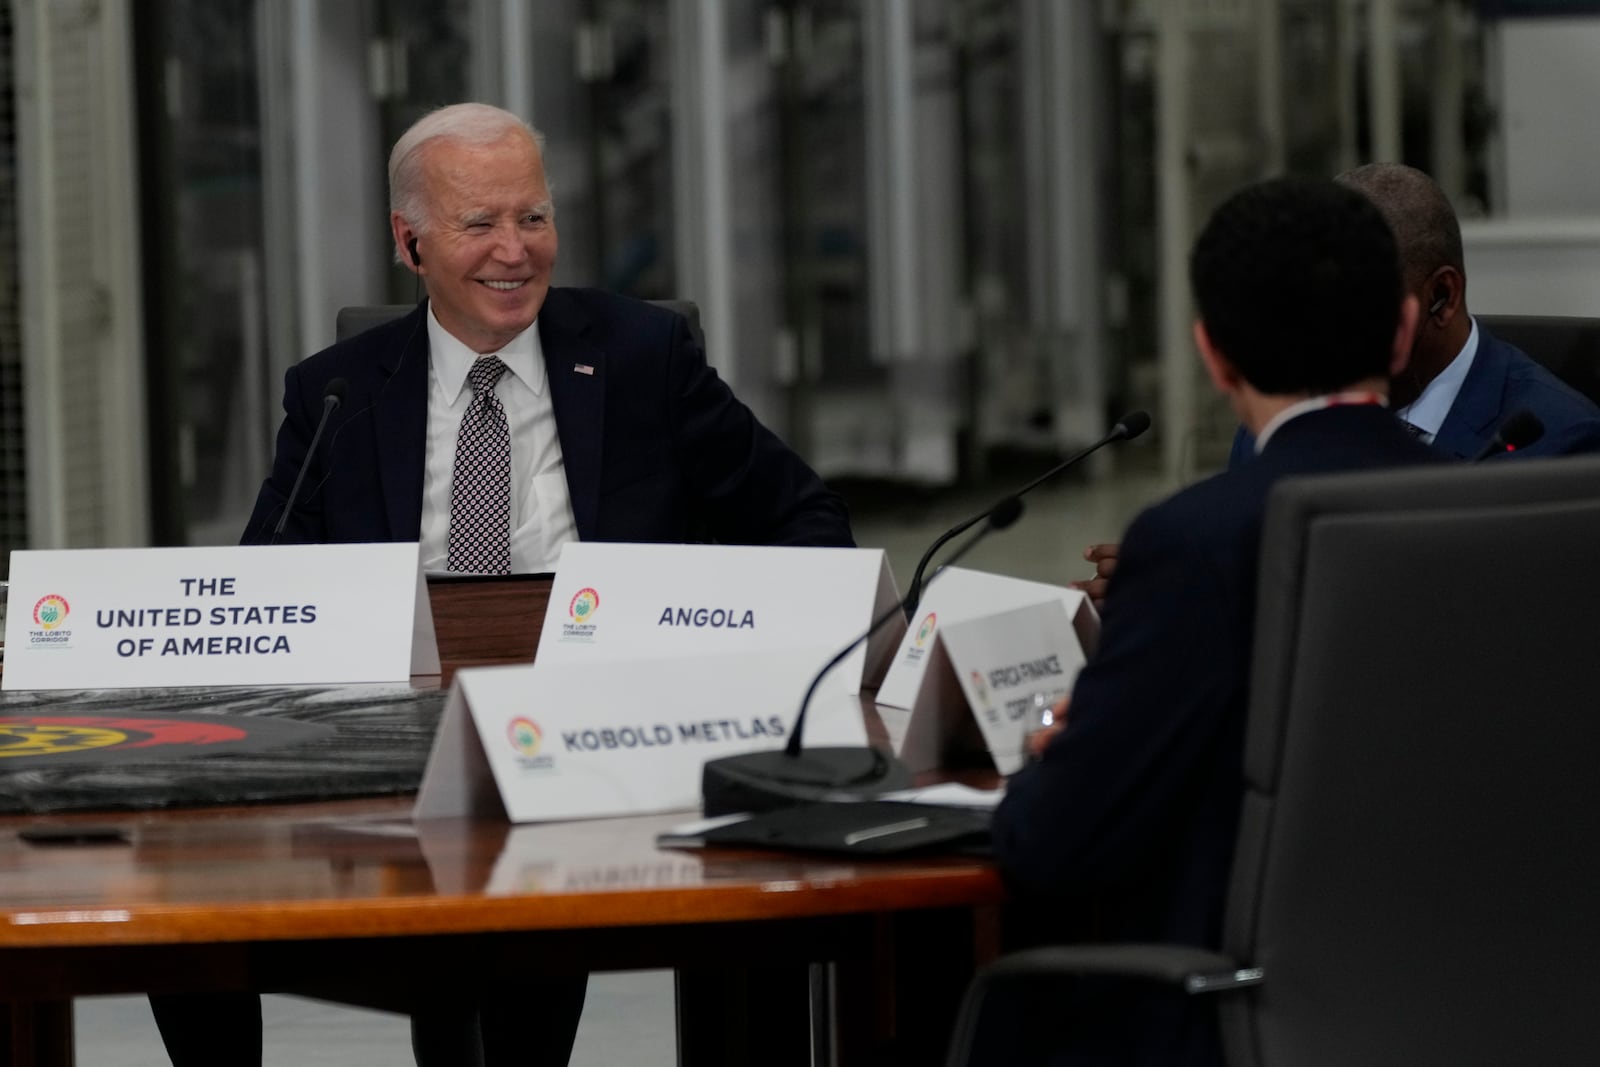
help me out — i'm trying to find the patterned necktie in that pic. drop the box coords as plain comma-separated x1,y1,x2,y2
1402,420,1428,440
446,357,512,574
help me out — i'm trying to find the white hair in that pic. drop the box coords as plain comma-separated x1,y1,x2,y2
388,103,549,234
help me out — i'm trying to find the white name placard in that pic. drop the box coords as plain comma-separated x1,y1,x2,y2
2,544,439,690
414,647,866,823
888,599,1085,776
536,543,903,692
878,567,1098,710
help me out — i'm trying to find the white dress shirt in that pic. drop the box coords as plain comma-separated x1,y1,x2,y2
419,306,578,573
1394,317,1481,443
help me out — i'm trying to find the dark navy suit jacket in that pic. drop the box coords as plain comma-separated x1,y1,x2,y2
1227,325,1600,467
993,405,1440,1066
1430,326,1600,459
243,289,853,549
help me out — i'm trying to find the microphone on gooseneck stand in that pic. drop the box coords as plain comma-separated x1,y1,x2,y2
700,497,1025,817
1471,409,1544,462
902,410,1152,619
270,378,348,544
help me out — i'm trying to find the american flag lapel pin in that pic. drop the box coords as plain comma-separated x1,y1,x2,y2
573,363,595,376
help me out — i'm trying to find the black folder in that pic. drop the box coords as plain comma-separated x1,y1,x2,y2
659,800,992,857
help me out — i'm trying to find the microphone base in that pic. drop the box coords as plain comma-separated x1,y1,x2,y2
702,746,915,817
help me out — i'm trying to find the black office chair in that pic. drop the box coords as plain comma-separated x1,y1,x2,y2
335,299,705,346
1479,314,1600,407
948,456,1600,1067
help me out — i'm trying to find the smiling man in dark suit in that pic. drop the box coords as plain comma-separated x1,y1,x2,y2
993,177,1441,1066
154,103,851,1067
243,103,851,561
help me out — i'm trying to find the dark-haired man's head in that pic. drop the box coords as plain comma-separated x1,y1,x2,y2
1189,176,1416,432
1335,162,1469,408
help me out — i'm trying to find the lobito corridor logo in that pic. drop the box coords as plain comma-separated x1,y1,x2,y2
508,716,543,756
28,594,74,648
507,715,555,771
560,587,601,642
969,669,999,725
33,595,70,629
903,610,937,665
569,588,599,623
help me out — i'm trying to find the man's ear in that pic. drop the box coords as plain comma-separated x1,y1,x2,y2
391,213,422,275
1194,320,1241,395
1424,265,1464,325
1390,292,1420,380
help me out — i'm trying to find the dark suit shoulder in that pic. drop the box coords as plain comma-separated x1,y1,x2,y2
1494,331,1596,409
1229,395,1441,473
1481,330,1600,456
541,287,686,339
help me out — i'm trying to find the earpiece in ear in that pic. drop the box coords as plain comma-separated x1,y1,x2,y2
408,238,422,267
1428,289,1447,317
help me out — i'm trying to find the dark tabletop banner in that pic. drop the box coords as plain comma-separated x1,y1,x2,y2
0,685,445,814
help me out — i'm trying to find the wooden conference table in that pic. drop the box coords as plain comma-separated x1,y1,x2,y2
0,576,1006,1066
0,797,1002,1067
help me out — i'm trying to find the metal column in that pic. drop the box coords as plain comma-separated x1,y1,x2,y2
1367,0,1402,162
1155,0,1195,479
669,0,738,388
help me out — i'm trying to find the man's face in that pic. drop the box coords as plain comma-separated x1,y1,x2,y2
400,131,558,354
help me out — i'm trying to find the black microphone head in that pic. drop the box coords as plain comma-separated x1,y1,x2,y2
323,377,348,408
1499,409,1544,452
988,496,1024,531
1114,410,1152,440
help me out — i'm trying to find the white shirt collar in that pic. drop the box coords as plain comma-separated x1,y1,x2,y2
1394,317,1479,439
426,303,546,403
1254,390,1389,453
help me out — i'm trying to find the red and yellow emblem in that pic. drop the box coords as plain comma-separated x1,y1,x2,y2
0,723,127,758
507,716,543,756
32,595,70,630
0,716,250,761
569,587,599,622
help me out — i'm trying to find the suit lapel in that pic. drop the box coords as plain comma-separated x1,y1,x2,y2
539,289,607,540
374,302,431,541
1432,330,1509,459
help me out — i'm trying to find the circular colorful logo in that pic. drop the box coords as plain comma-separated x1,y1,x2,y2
969,670,990,707
569,587,600,623
914,612,937,647
32,595,70,630
508,716,543,756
